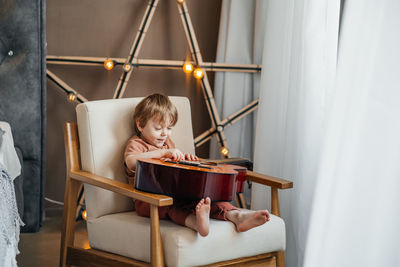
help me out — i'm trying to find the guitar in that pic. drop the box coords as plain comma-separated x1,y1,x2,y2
135,158,247,201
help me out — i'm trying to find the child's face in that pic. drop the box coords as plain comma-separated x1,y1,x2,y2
137,116,173,148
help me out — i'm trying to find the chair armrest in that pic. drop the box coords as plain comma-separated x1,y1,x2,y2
246,170,293,189
69,170,173,207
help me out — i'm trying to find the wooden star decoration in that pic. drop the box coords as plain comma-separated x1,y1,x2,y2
46,0,261,158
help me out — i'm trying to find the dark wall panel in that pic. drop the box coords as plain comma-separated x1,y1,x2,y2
0,0,46,232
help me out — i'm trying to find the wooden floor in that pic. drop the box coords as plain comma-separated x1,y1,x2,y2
17,215,88,267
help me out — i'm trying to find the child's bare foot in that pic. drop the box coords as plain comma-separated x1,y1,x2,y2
196,197,211,236
228,210,270,232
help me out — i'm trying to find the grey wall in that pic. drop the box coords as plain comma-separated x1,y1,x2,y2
45,0,222,213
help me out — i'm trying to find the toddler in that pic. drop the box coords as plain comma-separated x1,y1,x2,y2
124,93,270,236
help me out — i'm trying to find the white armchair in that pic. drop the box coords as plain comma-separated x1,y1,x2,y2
60,97,292,267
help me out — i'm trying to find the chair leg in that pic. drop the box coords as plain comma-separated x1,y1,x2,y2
276,251,285,267
271,188,280,217
60,178,80,267
271,189,284,267
150,205,164,267
235,192,247,209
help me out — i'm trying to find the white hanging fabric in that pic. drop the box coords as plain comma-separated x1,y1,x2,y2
0,122,21,181
251,0,340,266
215,0,400,265
0,122,23,267
304,1,400,266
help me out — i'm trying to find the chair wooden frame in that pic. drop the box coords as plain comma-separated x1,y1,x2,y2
60,122,293,267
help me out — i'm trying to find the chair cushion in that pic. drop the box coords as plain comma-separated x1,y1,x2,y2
87,211,285,267
76,97,195,219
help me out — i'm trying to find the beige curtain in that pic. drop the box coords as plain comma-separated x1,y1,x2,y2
210,0,267,160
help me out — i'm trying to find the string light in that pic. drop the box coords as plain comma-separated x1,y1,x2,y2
193,67,204,79
123,63,132,72
104,59,114,70
183,62,194,74
67,93,77,102
82,210,87,220
83,240,91,250
220,146,229,157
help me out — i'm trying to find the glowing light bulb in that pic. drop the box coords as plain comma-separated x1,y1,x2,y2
83,240,91,250
220,146,229,157
104,59,114,70
193,67,204,79
67,93,76,102
123,64,132,72
177,0,185,3
82,210,87,220
183,62,194,74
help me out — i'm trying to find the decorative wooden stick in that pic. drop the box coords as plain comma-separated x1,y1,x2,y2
194,127,217,147
46,69,88,103
221,98,259,127
201,62,261,72
113,0,160,99
46,56,261,72
194,99,259,147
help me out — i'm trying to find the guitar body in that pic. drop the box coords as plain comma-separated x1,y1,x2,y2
135,158,246,201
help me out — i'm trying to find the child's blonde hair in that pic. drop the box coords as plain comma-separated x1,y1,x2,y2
133,93,178,134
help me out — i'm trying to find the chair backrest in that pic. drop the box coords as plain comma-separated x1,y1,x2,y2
76,97,195,219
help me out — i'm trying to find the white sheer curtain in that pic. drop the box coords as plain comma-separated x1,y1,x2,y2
213,1,340,265
250,1,340,266
215,0,400,266
304,1,400,266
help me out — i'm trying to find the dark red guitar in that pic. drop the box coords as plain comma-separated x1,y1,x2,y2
135,158,247,201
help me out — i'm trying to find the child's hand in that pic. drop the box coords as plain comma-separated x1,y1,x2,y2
185,153,199,161
164,148,185,161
